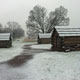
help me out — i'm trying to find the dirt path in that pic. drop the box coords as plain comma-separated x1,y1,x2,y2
0,44,47,80
5,45,47,67
0,45,47,67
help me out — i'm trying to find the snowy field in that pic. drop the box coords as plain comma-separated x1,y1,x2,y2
0,43,80,80
0,41,36,62
24,44,80,80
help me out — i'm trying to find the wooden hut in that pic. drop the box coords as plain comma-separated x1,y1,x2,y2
51,26,80,51
0,33,12,48
38,33,51,44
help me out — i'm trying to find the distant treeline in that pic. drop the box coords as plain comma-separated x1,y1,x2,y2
0,21,24,40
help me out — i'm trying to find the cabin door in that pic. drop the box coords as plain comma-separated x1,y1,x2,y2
53,36,57,48
56,37,61,49
56,37,58,48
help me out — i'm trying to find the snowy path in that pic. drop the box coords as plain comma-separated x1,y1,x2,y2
0,41,23,62
0,41,36,62
0,43,46,80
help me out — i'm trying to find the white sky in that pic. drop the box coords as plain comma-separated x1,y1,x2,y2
0,0,80,30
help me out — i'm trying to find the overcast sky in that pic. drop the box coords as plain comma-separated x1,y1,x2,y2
0,0,80,30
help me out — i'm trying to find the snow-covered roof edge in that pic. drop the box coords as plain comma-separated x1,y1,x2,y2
55,26,80,37
38,33,52,38
0,33,11,40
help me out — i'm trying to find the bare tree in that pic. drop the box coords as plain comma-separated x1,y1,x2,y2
2,27,11,33
26,5,47,38
5,21,24,39
12,27,24,39
46,6,69,33
26,5,70,38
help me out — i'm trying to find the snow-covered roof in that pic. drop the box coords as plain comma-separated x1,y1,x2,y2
0,33,11,40
55,26,80,37
38,33,51,38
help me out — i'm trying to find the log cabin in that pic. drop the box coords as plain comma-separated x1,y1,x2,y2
0,33,12,48
51,26,80,51
38,33,51,44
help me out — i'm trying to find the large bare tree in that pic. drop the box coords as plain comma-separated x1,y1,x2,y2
46,6,70,33
26,5,47,38
26,5,70,38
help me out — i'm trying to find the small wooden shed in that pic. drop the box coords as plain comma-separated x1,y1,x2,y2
38,33,51,44
0,33,12,48
51,26,80,51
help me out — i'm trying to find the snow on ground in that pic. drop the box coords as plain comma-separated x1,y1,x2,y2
21,44,80,80
0,41,23,62
31,44,52,50
24,51,80,80
0,41,36,62
1,43,80,80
